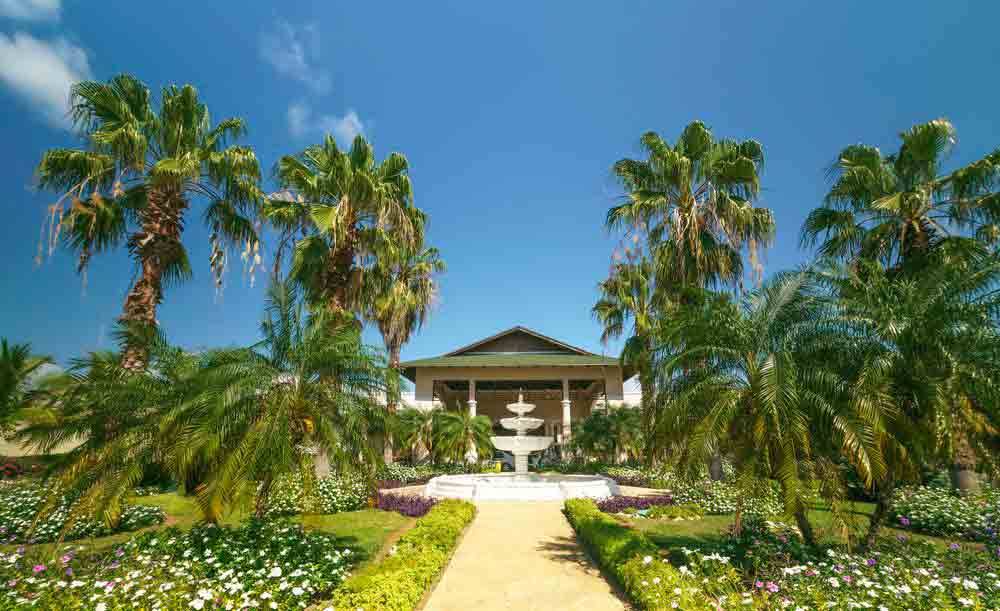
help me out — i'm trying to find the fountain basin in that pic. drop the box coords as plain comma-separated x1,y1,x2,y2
491,435,552,453
424,473,620,502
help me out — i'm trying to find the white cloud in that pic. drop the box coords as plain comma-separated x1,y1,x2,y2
287,101,364,145
260,21,331,94
0,0,60,21
0,32,91,129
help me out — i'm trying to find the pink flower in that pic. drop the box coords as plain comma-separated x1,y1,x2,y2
31,565,45,573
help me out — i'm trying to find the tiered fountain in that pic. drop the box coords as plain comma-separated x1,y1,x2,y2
490,391,553,473
423,391,620,501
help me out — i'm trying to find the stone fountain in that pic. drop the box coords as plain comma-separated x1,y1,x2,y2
490,391,553,473
423,390,621,501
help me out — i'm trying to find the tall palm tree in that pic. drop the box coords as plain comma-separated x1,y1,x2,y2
366,232,445,461
820,254,1000,547
0,340,54,427
608,121,775,294
266,135,418,327
434,406,493,464
654,273,882,546
801,119,1000,270
35,74,263,370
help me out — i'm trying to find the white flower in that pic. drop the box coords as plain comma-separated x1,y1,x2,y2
96,604,107,611
190,599,205,610
642,555,653,565
269,567,282,578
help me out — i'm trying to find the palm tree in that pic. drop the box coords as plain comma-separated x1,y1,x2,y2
266,135,418,327
35,74,263,370
366,234,445,461
173,282,391,519
18,328,202,534
395,406,440,463
653,273,882,546
593,258,660,433
608,121,775,293
820,253,1000,547
801,119,1000,271
0,340,54,423
434,406,493,464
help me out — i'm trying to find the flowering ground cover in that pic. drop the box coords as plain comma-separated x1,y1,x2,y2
891,485,1000,544
568,497,1000,610
0,487,412,610
0,481,165,544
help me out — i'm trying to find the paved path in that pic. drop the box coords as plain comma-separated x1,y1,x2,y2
423,501,627,611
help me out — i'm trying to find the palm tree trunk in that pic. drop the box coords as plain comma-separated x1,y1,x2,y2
119,185,187,371
794,505,817,548
325,218,359,329
951,430,980,492
384,342,402,464
255,474,274,519
863,482,894,551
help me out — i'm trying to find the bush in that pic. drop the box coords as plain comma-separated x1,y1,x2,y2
263,472,371,517
564,498,744,609
891,485,1000,541
0,520,355,609
654,474,782,516
329,499,475,611
597,495,674,514
0,481,164,544
376,492,438,517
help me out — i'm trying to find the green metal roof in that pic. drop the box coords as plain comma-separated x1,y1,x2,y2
400,353,621,382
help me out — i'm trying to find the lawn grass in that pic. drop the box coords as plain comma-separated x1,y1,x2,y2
630,501,958,552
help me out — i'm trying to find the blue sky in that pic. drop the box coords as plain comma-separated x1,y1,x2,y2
2,1,998,367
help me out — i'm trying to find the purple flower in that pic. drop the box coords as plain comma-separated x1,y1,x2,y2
64,567,72,577
376,492,438,517
842,575,853,584
949,543,961,551
596,495,674,513
115,547,124,557
899,516,911,526
866,558,877,566
15,546,24,556
896,534,909,542
766,582,779,593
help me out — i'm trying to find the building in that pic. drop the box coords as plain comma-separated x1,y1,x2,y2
399,326,637,443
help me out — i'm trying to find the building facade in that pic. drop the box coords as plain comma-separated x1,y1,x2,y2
400,326,636,443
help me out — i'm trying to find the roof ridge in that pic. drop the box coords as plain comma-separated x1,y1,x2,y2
442,325,595,357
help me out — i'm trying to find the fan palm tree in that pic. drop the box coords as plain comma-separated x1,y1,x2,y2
653,273,882,546
820,254,1000,547
266,135,418,327
172,281,391,520
434,406,493,464
0,340,54,427
608,121,775,293
801,119,1000,271
35,74,263,370
366,235,445,461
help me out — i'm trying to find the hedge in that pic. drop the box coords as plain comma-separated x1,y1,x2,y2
564,498,744,610
328,499,475,610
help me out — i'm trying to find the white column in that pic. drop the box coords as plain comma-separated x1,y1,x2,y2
466,379,478,462
561,378,572,442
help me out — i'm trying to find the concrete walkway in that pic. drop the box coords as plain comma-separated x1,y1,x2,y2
423,502,627,611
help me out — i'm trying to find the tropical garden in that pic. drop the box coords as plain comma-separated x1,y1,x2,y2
1,72,999,610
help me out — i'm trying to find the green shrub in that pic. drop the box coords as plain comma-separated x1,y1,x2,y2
891,485,1000,540
263,472,371,516
564,499,744,609
329,499,475,611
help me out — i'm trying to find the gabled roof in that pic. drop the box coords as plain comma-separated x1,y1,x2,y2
400,326,623,382
444,325,595,356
